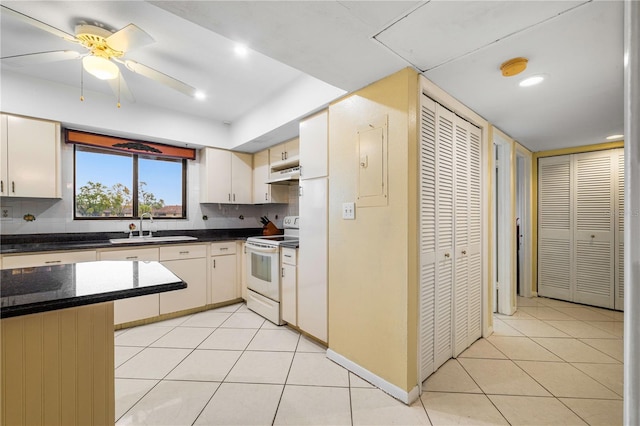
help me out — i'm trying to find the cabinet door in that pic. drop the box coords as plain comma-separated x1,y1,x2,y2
284,138,299,161
281,249,297,326
200,148,231,203
0,114,7,196
253,150,288,204
160,257,207,314
211,254,237,304
6,115,60,198
300,110,328,180
100,248,159,324
269,142,287,165
231,152,253,204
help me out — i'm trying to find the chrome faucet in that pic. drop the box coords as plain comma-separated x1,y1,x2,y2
139,212,154,237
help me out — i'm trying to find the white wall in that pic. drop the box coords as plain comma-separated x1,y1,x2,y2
229,74,345,150
1,70,231,149
0,143,298,235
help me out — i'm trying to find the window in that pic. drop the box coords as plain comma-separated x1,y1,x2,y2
74,145,187,219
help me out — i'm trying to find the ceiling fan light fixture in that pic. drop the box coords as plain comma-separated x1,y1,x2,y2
500,57,528,77
82,55,119,80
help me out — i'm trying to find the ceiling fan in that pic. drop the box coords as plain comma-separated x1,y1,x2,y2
0,5,200,104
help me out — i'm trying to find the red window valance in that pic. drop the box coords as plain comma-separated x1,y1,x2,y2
65,129,196,160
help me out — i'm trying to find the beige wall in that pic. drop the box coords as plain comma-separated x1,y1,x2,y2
327,68,419,392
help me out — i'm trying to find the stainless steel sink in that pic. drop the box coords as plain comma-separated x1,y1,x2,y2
109,236,198,244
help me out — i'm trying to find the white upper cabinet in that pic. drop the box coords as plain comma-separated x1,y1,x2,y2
299,110,328,180
200,147,252,204
269,137,299,169
252,149,288,204
0,114,61,198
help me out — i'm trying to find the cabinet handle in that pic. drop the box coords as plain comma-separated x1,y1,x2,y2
462,250,467,255
233,193,236,202
282,267,285,278
12,181,15,193
265,192,268,201
228,193,231,202
591,235,595,238
1,180,3,193
220,247,229,251
126,256,138,260
213,259,216,268
44,260,61,264
285,151,288,160
444,252,450,258
281,152,285,161
284,254,292,258
179,251,190,255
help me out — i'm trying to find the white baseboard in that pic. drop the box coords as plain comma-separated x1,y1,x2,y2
326,349,420,405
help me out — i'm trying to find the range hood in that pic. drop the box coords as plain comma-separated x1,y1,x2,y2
266,165,300,184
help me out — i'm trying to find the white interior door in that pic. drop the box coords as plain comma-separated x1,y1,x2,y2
538,156,572,301
573,150,615,308
615,148,625,310
419,96,437,381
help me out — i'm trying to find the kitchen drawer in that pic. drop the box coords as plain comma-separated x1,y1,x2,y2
99,247,159,261
2,250,96,269
160,244,207,261
281,247,297,265
211,241,236,256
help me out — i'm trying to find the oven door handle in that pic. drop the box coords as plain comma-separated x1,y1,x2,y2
246,244,279,254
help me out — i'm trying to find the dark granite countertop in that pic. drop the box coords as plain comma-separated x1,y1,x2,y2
1,260,186,318
0,228,263,254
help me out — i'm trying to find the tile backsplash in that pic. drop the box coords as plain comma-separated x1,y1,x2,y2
0,144,298,235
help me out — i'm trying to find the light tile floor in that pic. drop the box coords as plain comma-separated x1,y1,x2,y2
115,297,623,425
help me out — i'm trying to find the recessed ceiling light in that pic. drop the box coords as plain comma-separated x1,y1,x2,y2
234,44,248,57
606,134,624,140
195,91,206,100
519,75,545,87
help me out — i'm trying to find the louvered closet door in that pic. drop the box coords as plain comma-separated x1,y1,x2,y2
419,95,437,381
615,148,624,310
433,106,455,371
538,156,572,300
453,118,469,357
573,151,615,308
452,119,482,357
466,124,483,345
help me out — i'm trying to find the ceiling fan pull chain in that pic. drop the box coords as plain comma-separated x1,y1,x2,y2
80,60,85,102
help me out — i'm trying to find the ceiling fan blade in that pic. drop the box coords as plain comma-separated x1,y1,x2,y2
106,24,154,53
122,59,197,98
1,5,78,43
1,50,81,66
107,73,136,104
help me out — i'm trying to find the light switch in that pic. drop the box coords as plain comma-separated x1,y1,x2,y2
342,202,355,220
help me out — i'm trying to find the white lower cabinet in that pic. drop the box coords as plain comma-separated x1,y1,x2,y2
211,242,238,304
159,244,207,314
99,247,160,325
281,247,298,326
1,250,96,268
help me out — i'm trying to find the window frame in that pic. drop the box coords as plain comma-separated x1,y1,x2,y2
73,144,188,220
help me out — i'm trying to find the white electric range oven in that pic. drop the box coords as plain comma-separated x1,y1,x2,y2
245,216,299,325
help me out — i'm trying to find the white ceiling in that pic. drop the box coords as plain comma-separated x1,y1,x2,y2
1,1,625,152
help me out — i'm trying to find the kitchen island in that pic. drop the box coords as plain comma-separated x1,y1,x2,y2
0,261,186,426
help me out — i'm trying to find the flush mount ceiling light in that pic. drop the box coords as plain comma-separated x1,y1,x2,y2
606,134,624,140
500,57,528,77
519,75,545,87
82,55,119,80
